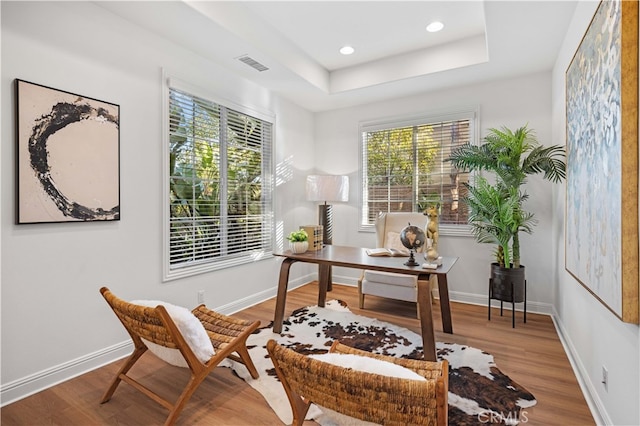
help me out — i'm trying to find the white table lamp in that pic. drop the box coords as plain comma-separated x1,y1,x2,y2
306,175,349,245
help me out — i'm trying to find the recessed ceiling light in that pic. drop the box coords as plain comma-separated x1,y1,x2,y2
340,45,355,55
426,21,444,33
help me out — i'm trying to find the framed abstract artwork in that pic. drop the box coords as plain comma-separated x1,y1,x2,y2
16,79,120,224
565,1,639,323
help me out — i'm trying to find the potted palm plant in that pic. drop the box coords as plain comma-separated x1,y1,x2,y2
448,125,566,302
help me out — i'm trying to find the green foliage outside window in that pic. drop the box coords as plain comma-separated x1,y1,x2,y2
366,127,438,186
168,89,272,269
362,117,472,227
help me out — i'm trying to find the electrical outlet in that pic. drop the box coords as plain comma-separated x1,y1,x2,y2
601,365,608,392
197,290,205,304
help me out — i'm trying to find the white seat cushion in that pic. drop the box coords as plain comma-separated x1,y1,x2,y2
361,280,417,302
363,270,417,287
132,299,215,368
309,353,426,380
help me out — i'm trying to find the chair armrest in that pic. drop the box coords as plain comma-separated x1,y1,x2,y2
192,304,260,329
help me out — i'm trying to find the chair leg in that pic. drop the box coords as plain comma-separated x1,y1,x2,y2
164,372,209,426
289,389,312,426
488,278,492,320
524,280,527,323
268,340,312,426
101,345,147,403
512,281,516,328
357,277,366,309
235,344,259,379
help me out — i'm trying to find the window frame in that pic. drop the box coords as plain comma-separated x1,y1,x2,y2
358,107,479,236
162,75,276,281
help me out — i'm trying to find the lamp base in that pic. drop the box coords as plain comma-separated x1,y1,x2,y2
318,204,333,245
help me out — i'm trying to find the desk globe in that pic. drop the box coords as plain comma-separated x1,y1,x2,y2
399,223,426,266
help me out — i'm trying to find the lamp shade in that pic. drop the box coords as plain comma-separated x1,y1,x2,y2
306,175,349,202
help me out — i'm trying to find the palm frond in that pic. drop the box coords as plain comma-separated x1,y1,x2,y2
522,145,566,182
447,143,498,172
455,124,565,266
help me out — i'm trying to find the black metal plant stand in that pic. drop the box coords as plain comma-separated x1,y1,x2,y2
488,278,527,328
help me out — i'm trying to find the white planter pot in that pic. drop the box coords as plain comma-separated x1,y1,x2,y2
289,241,308,254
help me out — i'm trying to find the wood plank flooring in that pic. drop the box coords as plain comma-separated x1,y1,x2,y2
1,283,594,425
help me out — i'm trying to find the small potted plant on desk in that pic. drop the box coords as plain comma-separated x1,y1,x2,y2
448,125,566,325
286,229,309,254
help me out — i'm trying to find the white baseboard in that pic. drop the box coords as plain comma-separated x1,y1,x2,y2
213,273,313,315
0,341,133,407
331,274,555,316
0,273,587,418
0,272,315,407
449,290,555,316
550,309,609,425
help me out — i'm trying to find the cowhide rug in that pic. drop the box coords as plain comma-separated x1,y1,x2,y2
222,300,536,425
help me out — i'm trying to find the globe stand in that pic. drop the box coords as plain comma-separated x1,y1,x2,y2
404,249,420,267
400,223,425,267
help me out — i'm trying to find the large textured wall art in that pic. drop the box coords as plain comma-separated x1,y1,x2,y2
565,1,638,323
16,80,120,224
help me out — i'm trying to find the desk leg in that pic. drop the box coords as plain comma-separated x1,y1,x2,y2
436,274,453,334
318,264,331,307
273,258,297,334
417,279,437,362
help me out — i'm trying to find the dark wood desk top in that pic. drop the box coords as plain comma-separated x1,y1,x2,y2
273,245,457,360
274,245,457,276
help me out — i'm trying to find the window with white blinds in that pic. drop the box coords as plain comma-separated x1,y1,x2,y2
166,84,274,279
360,109,477,234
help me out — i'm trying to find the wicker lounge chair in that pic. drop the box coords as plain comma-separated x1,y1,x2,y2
267,339,448,426
99,287,260,426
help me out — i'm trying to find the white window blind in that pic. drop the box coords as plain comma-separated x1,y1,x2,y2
166,85,274,279
360,110,477,234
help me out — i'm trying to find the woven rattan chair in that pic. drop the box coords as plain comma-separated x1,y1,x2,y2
99,287,260,426
267,339,448,426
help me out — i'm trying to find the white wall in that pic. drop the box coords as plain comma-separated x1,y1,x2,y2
0,1,316,403
3,2,638,423
315,72,559,310
551,2,640,425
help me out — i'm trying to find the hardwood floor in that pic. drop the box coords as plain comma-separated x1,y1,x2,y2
1,283,594,425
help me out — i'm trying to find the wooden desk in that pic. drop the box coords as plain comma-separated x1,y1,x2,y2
273,246,458,361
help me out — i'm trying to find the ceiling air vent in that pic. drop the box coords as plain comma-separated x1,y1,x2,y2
237,55,269,72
